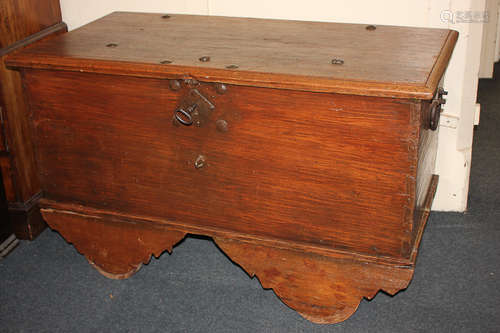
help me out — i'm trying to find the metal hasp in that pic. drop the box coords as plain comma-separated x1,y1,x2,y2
173,88,215,127
429,87,448,131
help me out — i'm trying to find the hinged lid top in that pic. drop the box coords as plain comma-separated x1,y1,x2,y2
7,12,458,99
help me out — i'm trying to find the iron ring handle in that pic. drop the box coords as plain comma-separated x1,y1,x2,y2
174,108,193,126
429,100,441,131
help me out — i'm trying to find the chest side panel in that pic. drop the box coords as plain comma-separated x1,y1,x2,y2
409,101,439,256
26,70,418,258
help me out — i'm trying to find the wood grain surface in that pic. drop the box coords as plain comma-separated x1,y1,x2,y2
6,12,458,99
0,107,7,152
36,153,438,324
214,237,414,324
0,0,65,240
25,70,424,259
41,208,187,278
0,0,62,49
0,23,67,203
0,154,15,202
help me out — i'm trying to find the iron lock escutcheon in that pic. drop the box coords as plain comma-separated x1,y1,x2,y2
173,88,215,127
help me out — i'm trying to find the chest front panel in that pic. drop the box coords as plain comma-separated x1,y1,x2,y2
26,69,418,259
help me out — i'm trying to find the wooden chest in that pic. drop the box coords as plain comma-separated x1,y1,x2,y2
6,12,457,323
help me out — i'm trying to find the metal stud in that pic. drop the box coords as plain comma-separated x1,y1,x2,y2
331,58,344,65
184,78,199,87
215,83,227,94
169,80,181,91
216,119,229,132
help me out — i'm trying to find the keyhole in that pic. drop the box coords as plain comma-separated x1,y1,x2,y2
194,155,206,169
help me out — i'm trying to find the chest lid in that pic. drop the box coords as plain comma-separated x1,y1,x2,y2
6,12,457,100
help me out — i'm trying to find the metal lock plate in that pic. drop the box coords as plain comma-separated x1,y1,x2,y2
174,89,215,127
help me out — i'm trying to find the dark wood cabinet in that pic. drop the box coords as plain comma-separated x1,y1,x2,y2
0,166,12,242
0,166,19,258
0,0,66,239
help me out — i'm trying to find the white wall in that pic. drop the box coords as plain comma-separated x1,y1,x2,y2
60,0,209,30
60,0,487,212
479,0,499,78
497,2,500,61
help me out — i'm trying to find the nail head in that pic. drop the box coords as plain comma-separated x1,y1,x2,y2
331,58,344,65
216,119,229,133
169,80,181,91
215,83,227,94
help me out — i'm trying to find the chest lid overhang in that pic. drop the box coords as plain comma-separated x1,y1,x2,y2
6,12,458,100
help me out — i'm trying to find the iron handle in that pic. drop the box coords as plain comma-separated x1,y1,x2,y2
429,101,441,131
174,104,197,126
428,88,448,131
172,88,215,128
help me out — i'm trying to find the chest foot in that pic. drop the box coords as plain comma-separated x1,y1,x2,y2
40,208,187,278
